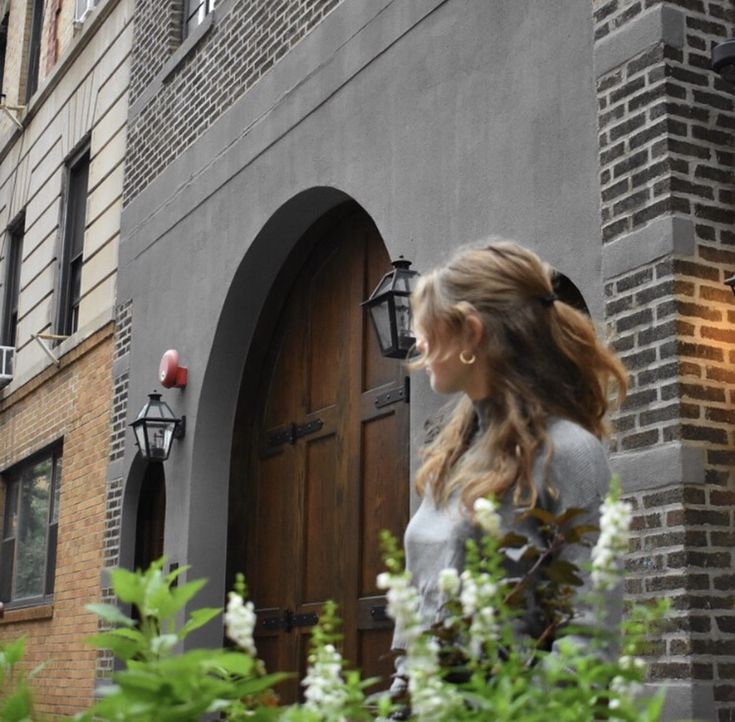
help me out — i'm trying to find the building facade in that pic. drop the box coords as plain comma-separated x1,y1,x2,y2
0,0,131,715
116,1,734,720
0,0,729,719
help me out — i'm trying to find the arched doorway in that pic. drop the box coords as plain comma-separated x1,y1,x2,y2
133,462,166,572
228,203,410,701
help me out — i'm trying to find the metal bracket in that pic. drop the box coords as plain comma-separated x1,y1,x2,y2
262,610,319,632
31,333,69,367
374,377,410,409
370,605,388,622
267,418,323,450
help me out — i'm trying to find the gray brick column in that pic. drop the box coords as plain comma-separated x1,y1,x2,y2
594,2,735,721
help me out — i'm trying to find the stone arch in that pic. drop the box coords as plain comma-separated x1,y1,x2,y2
184,187,385,646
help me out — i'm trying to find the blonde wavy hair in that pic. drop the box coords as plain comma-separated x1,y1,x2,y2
410,240,628,511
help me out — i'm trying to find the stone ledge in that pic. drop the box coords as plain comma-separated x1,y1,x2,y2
0,603,53,625
594,4,685,78
611,442,705,493
602,215,695,279
646,681,715,722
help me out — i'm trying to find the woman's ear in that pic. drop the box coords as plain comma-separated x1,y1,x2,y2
465,313,485,349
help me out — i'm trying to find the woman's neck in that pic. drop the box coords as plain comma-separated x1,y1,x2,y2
472,396,497,434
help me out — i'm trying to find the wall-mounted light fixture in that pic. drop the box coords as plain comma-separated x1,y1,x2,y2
725,275,735,296
712,38,735,83
130,391,185,461
362,257,419,359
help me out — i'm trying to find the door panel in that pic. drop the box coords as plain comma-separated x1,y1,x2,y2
242,208,409,702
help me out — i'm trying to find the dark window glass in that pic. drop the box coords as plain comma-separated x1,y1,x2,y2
0,13,8,98
25,0,45,103
184,0,215,38
59,150,90,337
0,446,62,605
2,220,24,347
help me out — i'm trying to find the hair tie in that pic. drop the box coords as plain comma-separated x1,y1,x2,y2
540,293,558,307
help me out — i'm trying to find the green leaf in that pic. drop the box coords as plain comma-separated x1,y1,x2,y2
1,684,32,722
3,637,26,667
178,607,221,640
521,508,556,525
86,631,143,661
202,651,255,677
498,531,529,548
110,567,146,605
555,507,587,526
165,564,190,586
545,559,584,586
86,603,136,628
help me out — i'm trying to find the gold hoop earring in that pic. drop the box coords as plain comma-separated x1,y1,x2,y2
459,351,476,365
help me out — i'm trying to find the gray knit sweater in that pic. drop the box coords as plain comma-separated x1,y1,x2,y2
391,405,620,667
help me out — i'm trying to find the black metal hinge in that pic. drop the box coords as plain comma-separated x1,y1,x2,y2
262,609,319,633
374,377,410,409
267,419,323,451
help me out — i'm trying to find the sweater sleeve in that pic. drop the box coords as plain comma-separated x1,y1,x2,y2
544,421,622,659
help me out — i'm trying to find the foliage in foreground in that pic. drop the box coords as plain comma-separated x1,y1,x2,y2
0,477,693,722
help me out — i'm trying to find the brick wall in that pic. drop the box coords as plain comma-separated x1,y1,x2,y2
0,325,113,718
595,1,735,719
124,0,343,205
96,299,132,681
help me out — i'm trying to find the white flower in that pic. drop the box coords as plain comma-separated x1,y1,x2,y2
406,637,463,722
376,572,391,590
377,569,463,721
379,570,424,645
302,643,350,720
458,569,498,660
438,568,460,598
224,591,257,657
473,497,502,537
591,493,633,591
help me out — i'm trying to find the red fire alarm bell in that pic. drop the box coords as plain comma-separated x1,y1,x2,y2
159,349,188,389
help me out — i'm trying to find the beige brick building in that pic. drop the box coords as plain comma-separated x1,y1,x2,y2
0,0,132,715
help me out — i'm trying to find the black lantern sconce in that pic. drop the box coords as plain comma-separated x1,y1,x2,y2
130,391,185,461
362,257,419,359
725,275,735,296
712,38,735,84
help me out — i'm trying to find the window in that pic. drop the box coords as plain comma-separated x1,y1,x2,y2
75,0,98,23
0,12,8,99
58,148,89,337
25,0,44,103
184,0,214,37
1,217,23,347
0,447,61,605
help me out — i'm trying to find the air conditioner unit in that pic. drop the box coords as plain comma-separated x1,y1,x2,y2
75,0,97,23
0,346,13,389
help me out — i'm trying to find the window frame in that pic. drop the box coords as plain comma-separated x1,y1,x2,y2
57,145,90,338
0,443,62,609
2,214,24,348
0,11,8,100
24,0,45,103
183,0,215,39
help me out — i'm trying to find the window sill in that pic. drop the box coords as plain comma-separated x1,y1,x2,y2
161,13,214,85
0,603,53,625
128,0,235,121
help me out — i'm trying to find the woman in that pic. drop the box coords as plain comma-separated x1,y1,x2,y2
390,240,628,695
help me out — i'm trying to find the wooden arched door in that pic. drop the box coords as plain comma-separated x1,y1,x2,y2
239,208,410,701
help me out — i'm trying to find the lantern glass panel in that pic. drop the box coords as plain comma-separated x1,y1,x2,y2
393,274,413,293
394,296,415,351
147,421,175,461
133,423,148,457
368,298,393,354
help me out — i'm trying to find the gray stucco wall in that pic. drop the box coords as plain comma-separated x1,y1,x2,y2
117,0,601,646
